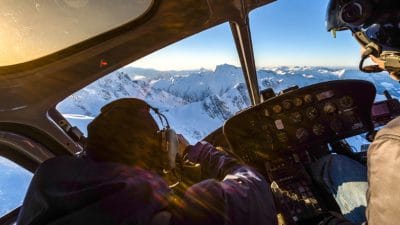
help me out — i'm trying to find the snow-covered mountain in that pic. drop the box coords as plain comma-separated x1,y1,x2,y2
57,64,400,146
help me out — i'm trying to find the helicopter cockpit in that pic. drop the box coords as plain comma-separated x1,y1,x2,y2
216,79,400,224
0,0,399,224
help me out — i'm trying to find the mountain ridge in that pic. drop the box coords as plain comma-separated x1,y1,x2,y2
57,64,400,144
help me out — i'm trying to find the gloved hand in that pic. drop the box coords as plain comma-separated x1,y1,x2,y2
318,212,355,225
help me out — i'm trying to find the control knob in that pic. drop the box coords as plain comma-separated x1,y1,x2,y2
306,107,319,120
304,94,314,104
272,104,283,114
296,128,309,143
312,124,325,136
324,102,337,114
290,112,303,123
293,97,303,107
282,100,292,110
340,96,354,108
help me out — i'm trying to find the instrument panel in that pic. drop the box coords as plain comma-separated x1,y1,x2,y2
223,80,376,224
223,80,376,164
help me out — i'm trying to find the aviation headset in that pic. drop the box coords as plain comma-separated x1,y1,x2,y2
329,0,400,77
338,0,384,72
339,0,372,26
148,105,179,173
149,105,186,188
82,98,179,177
150,105,204,189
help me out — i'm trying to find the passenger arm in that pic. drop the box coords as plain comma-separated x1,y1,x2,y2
366,117,400,225
185,141,241,180
172,141,277,225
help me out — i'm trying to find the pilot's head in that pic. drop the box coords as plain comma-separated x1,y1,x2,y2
326,0,400,79
85,98,161,169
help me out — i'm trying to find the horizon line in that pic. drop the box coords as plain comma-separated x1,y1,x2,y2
125,64,359,72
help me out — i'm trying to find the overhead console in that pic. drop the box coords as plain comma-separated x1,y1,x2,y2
224,80,376,164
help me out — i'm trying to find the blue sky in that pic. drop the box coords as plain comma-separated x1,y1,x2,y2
131,0,361,70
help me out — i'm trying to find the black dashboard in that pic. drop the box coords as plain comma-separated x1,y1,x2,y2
224,80,376,165
222,80,376,224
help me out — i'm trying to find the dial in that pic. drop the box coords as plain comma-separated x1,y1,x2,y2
340,96,354,108
272,104,283,114
304,94,314,104
290,112,303,123
293,97,303,107
296,128,309,143
312,124,325,136
305,107,319,120
323,102,337,114
282,100,292,110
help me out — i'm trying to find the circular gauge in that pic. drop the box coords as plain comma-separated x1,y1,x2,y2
282,100,292,110
296,128,309,142
323,102,337,114
312,124,325,136
272,104,283,114
340,96,354,108
304,94,314,104
305,107,319,120
290,112,303,123
293,97,303,107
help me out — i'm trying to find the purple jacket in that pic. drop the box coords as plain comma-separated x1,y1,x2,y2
17,141,277,225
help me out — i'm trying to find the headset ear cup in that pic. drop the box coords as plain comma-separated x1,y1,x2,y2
158,128,178,171
340,0,371,26
165,129,178,170
159,130,168,170
149,105,177,172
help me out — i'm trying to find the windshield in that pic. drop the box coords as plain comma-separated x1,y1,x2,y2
57,22,245,144
0,156,32,217
249,0,400,151
55,0,400,148
249,0,398,95
0,0,154,66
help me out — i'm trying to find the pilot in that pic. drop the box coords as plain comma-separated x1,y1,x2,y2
16,98,277,225
315,1,400,225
